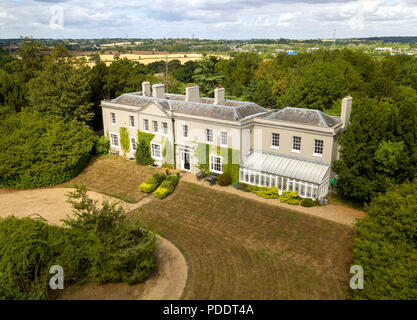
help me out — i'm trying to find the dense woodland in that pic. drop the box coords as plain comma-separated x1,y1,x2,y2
1,38,417,299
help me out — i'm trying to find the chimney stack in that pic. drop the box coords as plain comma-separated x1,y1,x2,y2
152,83,165,99
341,96,352,130
185,85,200,103
142,81,150,97
214,85,225,105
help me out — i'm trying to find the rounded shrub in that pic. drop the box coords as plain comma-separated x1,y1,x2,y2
300,198,316,207
249,185,279,199
94,136,110,156
0,112,96,189
154,180,175,199
280,191,300,205
217,173,232,186
139,173,167,193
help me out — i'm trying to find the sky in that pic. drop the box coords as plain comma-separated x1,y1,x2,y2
0,0,417,39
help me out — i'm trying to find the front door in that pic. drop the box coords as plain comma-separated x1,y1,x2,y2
181,149,191,171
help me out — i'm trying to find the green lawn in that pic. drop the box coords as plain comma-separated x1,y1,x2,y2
60,155,162,203
132,181,354,299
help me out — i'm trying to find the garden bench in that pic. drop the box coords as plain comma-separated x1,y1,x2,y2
196,171,205,181
205,175,218,186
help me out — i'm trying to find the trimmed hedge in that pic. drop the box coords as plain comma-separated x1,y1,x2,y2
280,191,300,205
217,173,232,186
139,173,166,193
0,112,96,189
154,180,175,199
166,175,179,186
249,186,279,199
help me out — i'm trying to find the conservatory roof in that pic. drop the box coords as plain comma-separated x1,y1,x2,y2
241,152,330,185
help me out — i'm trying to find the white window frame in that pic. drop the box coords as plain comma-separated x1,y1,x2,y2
220,130,228,147
292,136,301,153
152,120,158,133
151,143,162,160
313,139,324,157
110,132,120,148
209,154,223,174
206,129,213,144
182,124,189,138
143,119,149,132
129,115,135,128
271,132,279,149
110,112,116,125
162,122,168,135
130,136,137,151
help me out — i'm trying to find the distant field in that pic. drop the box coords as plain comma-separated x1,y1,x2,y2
75,51,228,66
133,181,354,300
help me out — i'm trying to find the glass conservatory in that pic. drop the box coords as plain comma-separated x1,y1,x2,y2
240,152,330,199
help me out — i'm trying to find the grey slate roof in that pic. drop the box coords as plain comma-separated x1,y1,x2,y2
109,92,268,121
263,107,342,128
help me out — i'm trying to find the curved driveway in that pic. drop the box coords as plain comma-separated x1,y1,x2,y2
0,188,187,300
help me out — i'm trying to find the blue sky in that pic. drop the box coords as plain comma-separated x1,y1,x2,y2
0,0,416,39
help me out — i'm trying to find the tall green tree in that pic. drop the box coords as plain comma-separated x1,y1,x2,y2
26,46,94,123
353,180,417,299
333,97,397,202
192,56,224,96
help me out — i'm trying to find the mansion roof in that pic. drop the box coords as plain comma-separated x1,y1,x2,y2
110,92,268,121
263,107,342,128
108,92,342,127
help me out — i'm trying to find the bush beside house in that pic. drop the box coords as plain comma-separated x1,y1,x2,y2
135,131,154,165
300,198,317,207
280,191,300,205
249,186,279,199
217,173,232,186
94,135,110,156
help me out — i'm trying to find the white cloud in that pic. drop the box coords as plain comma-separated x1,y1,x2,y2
0,0,416,39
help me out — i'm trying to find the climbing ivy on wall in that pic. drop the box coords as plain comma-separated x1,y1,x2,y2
196,143,240,182
136,130,154,165
119,127,130,156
